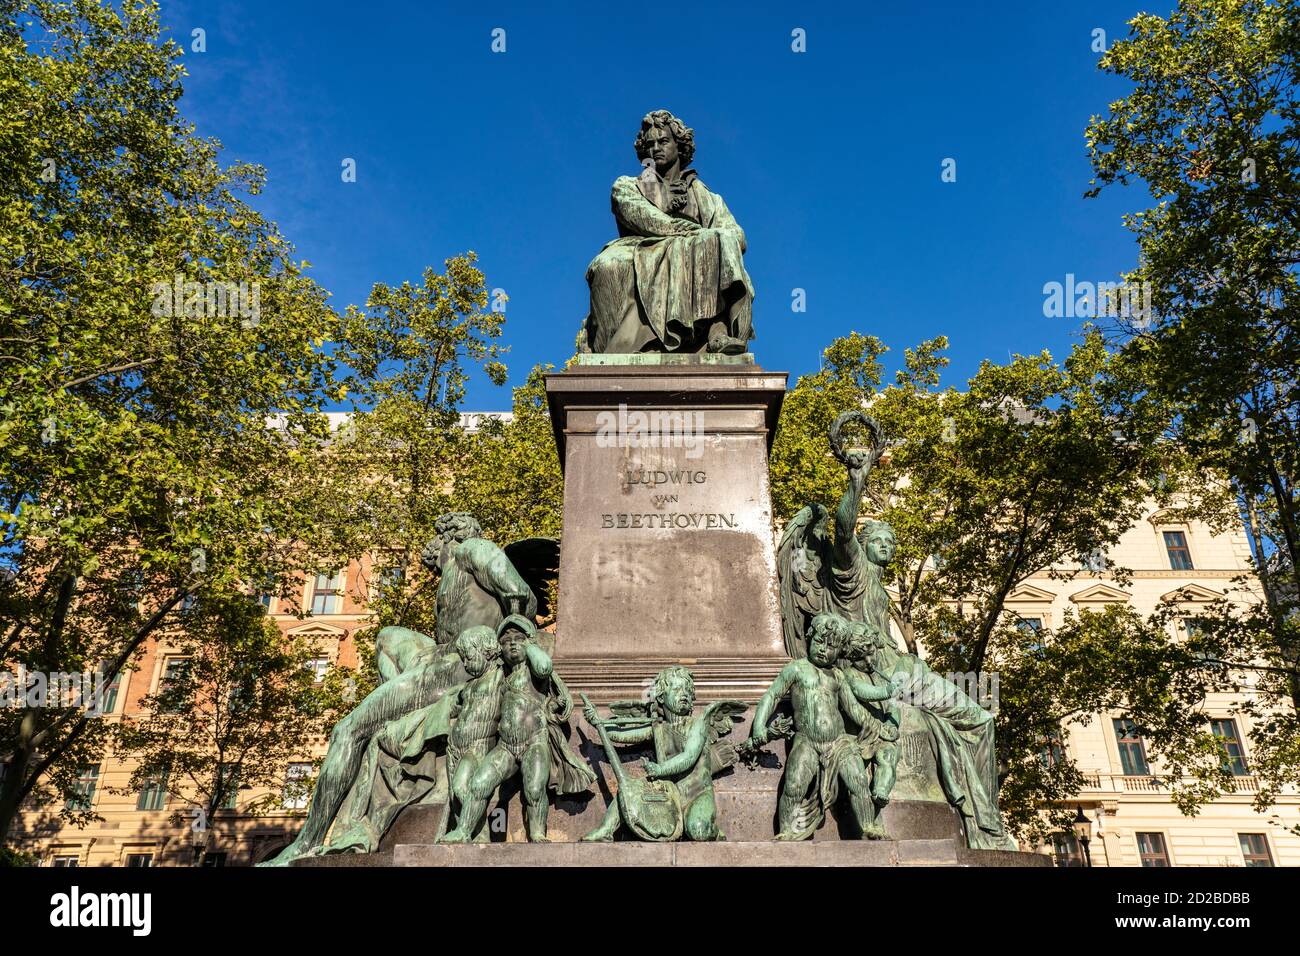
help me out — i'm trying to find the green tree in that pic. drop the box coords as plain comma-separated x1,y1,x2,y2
321,254,507,697
454,364,564,546
874,332,1171,675
110,595,340,864
1086,0,1300,828
0,1,343,845
768,332,888,522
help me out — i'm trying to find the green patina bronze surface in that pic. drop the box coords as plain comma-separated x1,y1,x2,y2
747,613,891,840
843,621,1016,850
580,667,745,842
773,414,1016,849
259,515,558,866
441,615,594,843
571,352,755,367
581,110,754,356
440,626,506,844
777,412,894,657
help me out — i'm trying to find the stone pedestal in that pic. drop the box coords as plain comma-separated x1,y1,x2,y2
296,839,1049,867
544,355,788,701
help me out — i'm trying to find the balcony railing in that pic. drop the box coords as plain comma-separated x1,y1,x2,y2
1075,773,1260,795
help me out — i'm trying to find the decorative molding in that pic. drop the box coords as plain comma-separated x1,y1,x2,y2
285,622,347,638
1146,509,1191,528
1160,583,1228,604
1069,583,1132,605
1006,584,1057,603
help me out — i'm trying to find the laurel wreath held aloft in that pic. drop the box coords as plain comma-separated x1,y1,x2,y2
828,411,886,472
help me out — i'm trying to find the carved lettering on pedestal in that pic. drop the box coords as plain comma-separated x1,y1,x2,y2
600,513,737,530
624,469,708,486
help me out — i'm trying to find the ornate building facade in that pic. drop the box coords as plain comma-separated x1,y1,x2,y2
10,556,375,866
1011,506,1299,866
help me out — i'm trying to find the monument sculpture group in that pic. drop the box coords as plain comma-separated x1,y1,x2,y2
263,110,1033,867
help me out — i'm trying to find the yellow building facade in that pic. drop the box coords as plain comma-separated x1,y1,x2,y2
1010,506,1299,867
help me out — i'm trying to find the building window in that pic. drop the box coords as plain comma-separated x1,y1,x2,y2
1238,833,1273,867
125,853,153,868
1211,719,1249,776
1182,618,1219,663
283,762,314,810
310,571,344,615
226,680,252,714
136,770,169,811
1080,549,1107,572
1017,617,1045,656
101,669,123,714
66,765,99,811
50,854,79,868
158,657,192,713
201,852,227,867
1113,718,1150,776
218,763,240,810
1051,833,1084,867
303,657,330,683
1136,832,1170,867
254,572,277,612
1162,530,1194,570
117,567,144,603
1039,730,1065,768
377,562,406,597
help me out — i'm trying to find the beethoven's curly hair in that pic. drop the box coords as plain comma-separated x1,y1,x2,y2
634,110,695,168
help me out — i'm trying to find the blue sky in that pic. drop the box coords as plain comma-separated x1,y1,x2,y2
160,0,1158,410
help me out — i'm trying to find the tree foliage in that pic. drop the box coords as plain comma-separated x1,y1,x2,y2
0,0,344,844
1087,0,1300,831
454,364,564,546
770,332,1220,842
315,254,508,697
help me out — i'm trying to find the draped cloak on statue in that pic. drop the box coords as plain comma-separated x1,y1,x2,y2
777,509,1016,851
583,169,754,353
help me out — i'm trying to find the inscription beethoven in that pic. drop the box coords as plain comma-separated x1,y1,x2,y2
601,513,737,529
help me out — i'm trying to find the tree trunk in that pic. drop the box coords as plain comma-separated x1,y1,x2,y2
0,710,42,848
